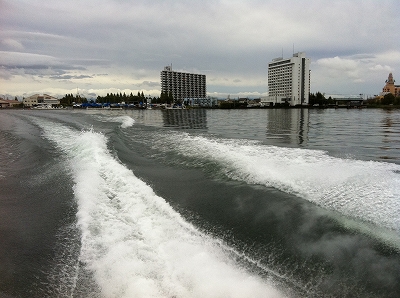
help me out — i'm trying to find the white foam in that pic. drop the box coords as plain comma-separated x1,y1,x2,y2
119,115,135,128
35,119,284,298
92,114,135,128
149,132,400,232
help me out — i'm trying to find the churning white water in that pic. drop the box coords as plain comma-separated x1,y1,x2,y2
147,131,400,234
92,114,136,128
34,117,284,298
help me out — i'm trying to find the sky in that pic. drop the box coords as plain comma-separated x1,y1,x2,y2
1,0,399,100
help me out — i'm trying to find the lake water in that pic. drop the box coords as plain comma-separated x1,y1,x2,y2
0,108,399,297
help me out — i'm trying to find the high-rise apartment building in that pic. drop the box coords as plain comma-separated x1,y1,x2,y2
160,66,207,103
267,52,311,106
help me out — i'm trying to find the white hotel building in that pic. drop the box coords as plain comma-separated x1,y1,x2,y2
265,52,311,106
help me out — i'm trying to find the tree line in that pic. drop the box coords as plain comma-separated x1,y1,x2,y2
37,90,400,108
365,93,400,106
60,91,176,106
308,92,334,106
96,92,149,104
309,92,400,106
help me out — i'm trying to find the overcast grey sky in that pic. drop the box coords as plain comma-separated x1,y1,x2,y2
1,0,399,99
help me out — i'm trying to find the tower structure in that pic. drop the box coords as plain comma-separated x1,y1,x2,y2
267,52,311,106
382,73,400,96
160,66,207,104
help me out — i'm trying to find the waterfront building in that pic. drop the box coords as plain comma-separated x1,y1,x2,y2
265,52,311,106
0,98,21,108
381,73,400,97
160,66,207,106
23,94,60,108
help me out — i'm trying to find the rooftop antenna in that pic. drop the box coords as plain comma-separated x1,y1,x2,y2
293,43,294,55
282,48,283,58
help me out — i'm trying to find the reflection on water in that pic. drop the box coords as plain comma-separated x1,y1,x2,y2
380,110,400,159
206,109,310,147
162,109,208,129
307,109,400,162
123,108,400,162
117,109,208,130
266,109,309,147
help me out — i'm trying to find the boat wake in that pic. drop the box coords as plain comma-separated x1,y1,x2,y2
144,131,400,233
33,118,285,298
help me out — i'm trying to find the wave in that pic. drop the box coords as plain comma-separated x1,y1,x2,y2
33,118,285,298
90,113,135,128
146,131,400,233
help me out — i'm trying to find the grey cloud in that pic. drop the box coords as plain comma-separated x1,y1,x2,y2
87,92,97,98
0,0,399,97
1,38,24,51
0,51,87,71
137,81,159,88
50,74,93,80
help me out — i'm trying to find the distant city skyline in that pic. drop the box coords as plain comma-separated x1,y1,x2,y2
1,0,399,100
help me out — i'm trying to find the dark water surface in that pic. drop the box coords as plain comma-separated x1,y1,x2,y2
0,108,399,297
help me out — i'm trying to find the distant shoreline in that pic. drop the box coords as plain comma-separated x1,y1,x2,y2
1,105,399,111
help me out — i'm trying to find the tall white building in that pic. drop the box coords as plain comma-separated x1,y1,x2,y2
267,52,310,106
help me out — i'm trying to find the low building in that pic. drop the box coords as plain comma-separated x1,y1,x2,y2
259,96,276,107
333,98,365,108
0,98,21,108
23,94,60,108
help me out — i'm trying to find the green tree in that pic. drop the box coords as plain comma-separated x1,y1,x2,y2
160,91,168,103
60,93,75,106
168,91,174,104
309,92,326,105
382,93,395,105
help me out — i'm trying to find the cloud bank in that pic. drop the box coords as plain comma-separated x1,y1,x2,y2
0,0,399,99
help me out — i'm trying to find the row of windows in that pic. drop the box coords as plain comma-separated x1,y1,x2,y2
161,73,205,79
162,85,206,89
161,80,206,83
161,70,207,101
269,77,294,82
161,74,205,79
162,81,206,85
269,86,292,90
161,80,205,84
161,71,205,76
163,88,206,92
161,81,206,86
268,60,292,67
269,69,293,74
